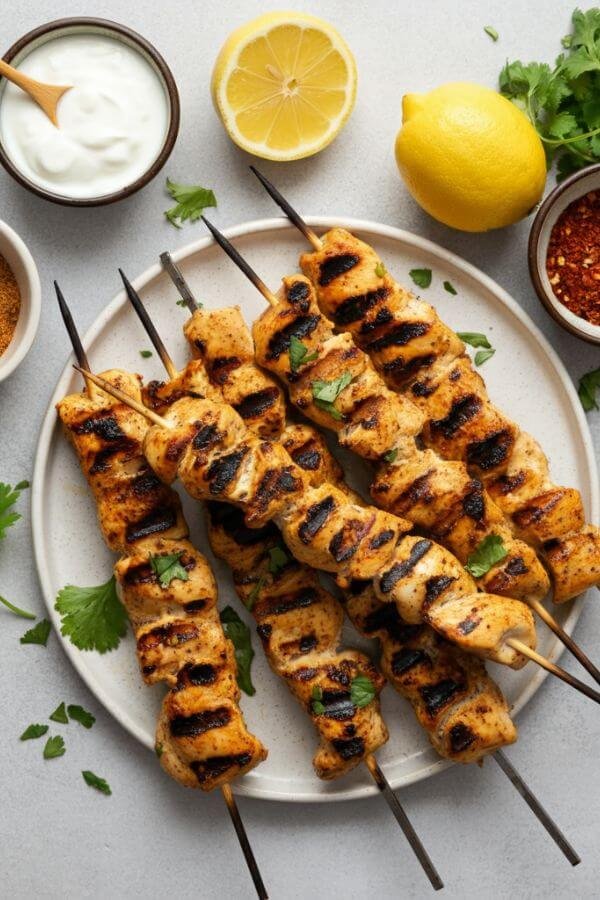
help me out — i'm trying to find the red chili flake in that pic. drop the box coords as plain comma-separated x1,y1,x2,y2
546,189,600,326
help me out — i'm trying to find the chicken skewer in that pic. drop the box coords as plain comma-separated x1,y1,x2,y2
250,167,600,607
157,253,579,865
78,273,600,709
55,285,269,900
200,205,600,690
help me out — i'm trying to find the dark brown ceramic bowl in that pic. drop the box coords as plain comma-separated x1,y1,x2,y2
528,163,600,345
0,18,180,207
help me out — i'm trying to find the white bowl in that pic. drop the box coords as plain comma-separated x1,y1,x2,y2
0,220,41,381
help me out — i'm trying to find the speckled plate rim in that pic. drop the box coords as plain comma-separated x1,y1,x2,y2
32,216,598,802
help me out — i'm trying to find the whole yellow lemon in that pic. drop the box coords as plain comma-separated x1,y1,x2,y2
395,82,547,232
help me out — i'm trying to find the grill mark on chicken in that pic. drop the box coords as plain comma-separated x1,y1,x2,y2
259,587,319,617
266,315,321,360
207,502,277,546
191,752,253,785
177,662,218,688
394,472,434,508
299,633,318,652
184,599,207,613
420,678,465,715
331,736,365,759
379,539,433,593
370,529,395,550
329,516,372,562
457,616,481,636
90,439,138,473
298,496,336,543
429,395,482,439
289,666,318,682
494,472,526,495
209,356,241,385
192,423,222,450
234,387,280,421
318,690,355,720
207,448,248,494
391,647,430,675
72,412,125,440
138,621,199,652
289,443,321,471
253,465,302,515
318,254,360,286
424,575,455,605
332,286,389,325
466,429,514,471
449,722,476,753
463,481,485,520
382,353,436,384
287,280,310,307
506,557,527,576
132,469,163,497
125,505,178,543
170,706,232,737
513,493,562,527
364,322,430,353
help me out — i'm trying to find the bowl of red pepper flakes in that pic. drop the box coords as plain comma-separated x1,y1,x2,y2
529,162,600,345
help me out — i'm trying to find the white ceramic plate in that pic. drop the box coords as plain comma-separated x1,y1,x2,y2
32,217,599,802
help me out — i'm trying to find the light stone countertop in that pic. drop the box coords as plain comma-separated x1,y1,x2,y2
1,2,599,898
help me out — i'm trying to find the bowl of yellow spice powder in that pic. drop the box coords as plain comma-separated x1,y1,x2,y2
0,221,40,382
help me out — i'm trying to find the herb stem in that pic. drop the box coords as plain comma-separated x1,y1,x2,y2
0,595,36,619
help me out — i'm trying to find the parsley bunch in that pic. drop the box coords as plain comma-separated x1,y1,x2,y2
500,8,600,179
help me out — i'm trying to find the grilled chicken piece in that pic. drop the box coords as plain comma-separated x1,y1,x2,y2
300,227,600,602
57,370,187,553
184,306,286,438
207,503,388,778
253,274,549,605
284,423,516,762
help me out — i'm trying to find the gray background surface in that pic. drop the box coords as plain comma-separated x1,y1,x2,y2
1,2,599,898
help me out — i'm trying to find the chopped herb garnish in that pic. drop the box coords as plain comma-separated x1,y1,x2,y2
49,702,68,724
578,367,600,411
465,535,508,578
484,25,499,41
409,268,432,289
20,724,49,741
139,350,153,359
55,575,127,653
383,448,398,463
0,481,26,539
176,298,188,307
220,606,256,696
289,335,318,373
268,546,289,575
15,480,30,490
246,575,266,611
311,685,325,715
312,372,352,420
350,674,376,707
20,619,51,646
150,552,189,588
155,743,164,758
0,595,36,619
82,770,111,795
165,178,217,228
457,332,491,348
68,705,96,729
43,735,65,760
474,348,496,366
443,280,457,295
375,261,387,278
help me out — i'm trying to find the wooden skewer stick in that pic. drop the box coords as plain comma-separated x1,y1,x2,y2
55,281,97,398
119,269,178,380
74,365,169,427
117,277,444,890
201,216,279,307
159,252,199,313
248,169,600,693
507,638,600,705
117,288,580,880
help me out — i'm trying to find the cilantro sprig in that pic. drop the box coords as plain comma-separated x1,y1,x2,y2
350,674,376,708
150,552,189,587
312,372,352,420
43,735,66,760
220,606,256,696
578,367,600,411
0,481,28,539
165,178,217,228
289,335,318,373
55,575,127,653
82,770,111,795
500,9,600,178
465,535,508,578
0,595,35,619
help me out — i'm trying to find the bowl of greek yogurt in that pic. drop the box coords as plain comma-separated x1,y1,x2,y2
0,18,180,205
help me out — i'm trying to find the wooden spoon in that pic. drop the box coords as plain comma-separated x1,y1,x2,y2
0,58,71,126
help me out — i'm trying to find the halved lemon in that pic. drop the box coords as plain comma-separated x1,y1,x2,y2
211,11,357,161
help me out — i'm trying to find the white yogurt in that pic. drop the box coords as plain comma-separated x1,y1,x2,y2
0,33,170,199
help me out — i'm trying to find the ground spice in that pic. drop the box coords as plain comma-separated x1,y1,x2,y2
546,190,600,326
0,254,21,356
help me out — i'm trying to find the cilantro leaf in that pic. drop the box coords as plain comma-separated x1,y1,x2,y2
49,702,68,724
20,619,51,646
311,685,325,715
578,367,600,411
139,349,153,359
350,674,376,708
443,280,457,295
457,332,491,348
312,372,352,420
150,552,189,588
55,576,127,653
465,535,508,578
289,335,318,373
484,25,499,41
0,595,36,619
383,448,398,463
0,482,24,539
268,546,289,575
375,261,387,277
43,735,65,760
220,606,255,696
246,575,266,611
82,770,111,795
165,178,217,228
20,724,49,741
15,480,30,490
68,704,96,729
409,268,432,289
474,348,496,366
